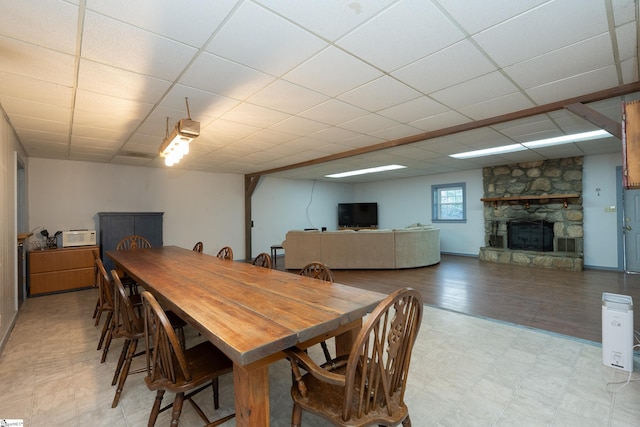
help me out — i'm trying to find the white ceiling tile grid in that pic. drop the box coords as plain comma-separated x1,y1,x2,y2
0,0,636,182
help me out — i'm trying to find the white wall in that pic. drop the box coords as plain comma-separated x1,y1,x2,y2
27,158,245,257
0,112,18,351
250,177,353,255
583,153,622,268
355,169,485,255
27,154,624,268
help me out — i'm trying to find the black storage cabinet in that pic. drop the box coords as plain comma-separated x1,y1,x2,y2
98,212,163,273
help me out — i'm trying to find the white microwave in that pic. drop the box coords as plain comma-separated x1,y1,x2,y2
57,230,97,247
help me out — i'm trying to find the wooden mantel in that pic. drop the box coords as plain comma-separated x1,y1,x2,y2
481,193,580,209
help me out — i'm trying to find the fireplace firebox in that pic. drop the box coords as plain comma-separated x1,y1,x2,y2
508,220,554,252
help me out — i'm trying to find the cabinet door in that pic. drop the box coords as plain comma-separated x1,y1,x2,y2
99,212,163,273
134,213,163,247
99,214,135,273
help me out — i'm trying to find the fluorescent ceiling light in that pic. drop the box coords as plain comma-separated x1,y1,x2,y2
449,144,527,159
325,164,407,178
522,129,610,148
449,130,611,159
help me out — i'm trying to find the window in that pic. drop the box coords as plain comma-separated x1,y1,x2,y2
432,183,466,223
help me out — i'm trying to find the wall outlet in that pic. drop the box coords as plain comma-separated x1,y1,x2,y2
604,206,616,212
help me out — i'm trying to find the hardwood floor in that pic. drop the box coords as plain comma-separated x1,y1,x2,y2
291,255,640,344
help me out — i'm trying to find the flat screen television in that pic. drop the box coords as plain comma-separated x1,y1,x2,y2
338,203,378,228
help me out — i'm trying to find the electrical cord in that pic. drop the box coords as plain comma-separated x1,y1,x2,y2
606,331,640,393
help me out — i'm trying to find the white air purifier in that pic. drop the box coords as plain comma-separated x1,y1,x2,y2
602,293,634,372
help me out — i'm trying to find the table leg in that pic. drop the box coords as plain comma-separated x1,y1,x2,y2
233,362,270,426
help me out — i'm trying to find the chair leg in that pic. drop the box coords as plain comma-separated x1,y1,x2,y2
148,390,165,427
97,311,112,350
320,340,332,363
101,321,114,363
212,378,220,409
402,414,412,426
111,339,130,385
292,402,302,427
93,298,101,324
171,392,185,427
112,339,138,408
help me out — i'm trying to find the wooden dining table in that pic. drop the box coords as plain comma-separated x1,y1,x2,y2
107,245,386,426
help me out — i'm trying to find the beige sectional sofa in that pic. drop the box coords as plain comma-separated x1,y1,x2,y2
282,226,440,270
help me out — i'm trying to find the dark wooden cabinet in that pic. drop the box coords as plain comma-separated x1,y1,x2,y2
98,212,163,273
28,246,99,295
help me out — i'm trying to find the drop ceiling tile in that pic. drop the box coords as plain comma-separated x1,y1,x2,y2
180,53,275,100
378,97,449,123
299,99,368,126
74,91,154,128
371,124,424,141
473,0,608,67
431,71,519,109
437,0,548,35
503,34,614,89
616,22,637,61
621,57,639,83
86,0,238,47
82,11,198,80
337,76,421,112
71,136,122,150
392,40,497,95
339,113,400,134
612,0,636,25
269,116,330,136
0,37,75,86
260,0,395,42
16,129,69,144
0,73,73,107
220,103,290,129
578,137,621,155
336,0,464,72
11,115,68,134
77,126,144,145
283,46,382,97
0,0,78,54
248,80,329,115
526,65,620,105
409,110,471,132
526,144,586,159
0,97,70,123
206,1,325,76
77,60,172,103
204,119,261,142
308,126,361,143
459,92,534,120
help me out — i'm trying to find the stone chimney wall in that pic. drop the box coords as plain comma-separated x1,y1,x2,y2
479,157,583,271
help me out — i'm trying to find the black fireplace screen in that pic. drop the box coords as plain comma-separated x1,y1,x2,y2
508,220,554,251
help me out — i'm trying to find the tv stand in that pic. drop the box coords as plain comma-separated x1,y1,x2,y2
339,226,378,231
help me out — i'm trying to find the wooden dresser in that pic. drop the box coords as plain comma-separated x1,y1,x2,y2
28,245,98,296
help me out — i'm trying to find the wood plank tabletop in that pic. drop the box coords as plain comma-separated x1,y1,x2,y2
107,246,385,366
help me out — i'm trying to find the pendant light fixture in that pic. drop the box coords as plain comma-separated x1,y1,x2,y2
159,97,200,167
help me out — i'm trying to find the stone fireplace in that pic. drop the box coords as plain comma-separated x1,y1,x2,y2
478,157,583,271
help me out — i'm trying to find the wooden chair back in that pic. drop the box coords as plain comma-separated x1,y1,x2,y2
299,261,334,282
192,241,203,253
96,258,114,312
117,235,152,251
287,287,423,426
343,288,422,422
216,246,233,260
252,252,272,269
111,271,144,338
141,291,190,385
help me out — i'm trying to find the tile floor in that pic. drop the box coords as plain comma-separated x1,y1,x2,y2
0,288,639,426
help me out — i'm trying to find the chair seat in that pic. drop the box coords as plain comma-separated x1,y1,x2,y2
291,362,409,427
145,341,232,393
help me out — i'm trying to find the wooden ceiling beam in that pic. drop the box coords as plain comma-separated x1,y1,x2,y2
246,81,640,179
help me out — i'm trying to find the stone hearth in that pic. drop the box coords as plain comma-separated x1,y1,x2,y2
478,157,583,271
